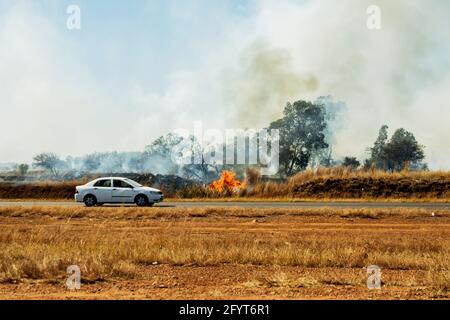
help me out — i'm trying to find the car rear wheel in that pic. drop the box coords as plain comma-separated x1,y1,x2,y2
84,195,97,207
135,195,149,207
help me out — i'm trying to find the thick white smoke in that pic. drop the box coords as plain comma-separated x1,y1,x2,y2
1,0,449,169
134,0,450,169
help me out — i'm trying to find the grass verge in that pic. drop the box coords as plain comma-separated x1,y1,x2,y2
0,206,448,296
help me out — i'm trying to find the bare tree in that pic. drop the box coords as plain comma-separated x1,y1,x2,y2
32,153,65,177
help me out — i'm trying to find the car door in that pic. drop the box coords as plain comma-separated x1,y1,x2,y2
112,179,134,203
92,179,113,203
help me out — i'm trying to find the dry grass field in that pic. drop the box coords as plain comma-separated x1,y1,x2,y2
0,206,449,299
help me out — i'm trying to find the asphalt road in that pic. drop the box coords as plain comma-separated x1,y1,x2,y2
0,201,449,209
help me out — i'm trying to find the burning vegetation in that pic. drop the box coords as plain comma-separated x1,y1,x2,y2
209,171,246,194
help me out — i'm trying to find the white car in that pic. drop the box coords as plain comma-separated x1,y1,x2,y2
75,177,164,207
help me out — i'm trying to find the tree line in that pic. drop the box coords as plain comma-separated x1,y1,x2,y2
29,97,426,180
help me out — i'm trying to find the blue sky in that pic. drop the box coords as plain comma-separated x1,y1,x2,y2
49,0,253,91
1,0,449,169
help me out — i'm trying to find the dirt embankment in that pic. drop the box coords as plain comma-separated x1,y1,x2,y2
292,177,449,198
244,169,450,200
0,182,77,200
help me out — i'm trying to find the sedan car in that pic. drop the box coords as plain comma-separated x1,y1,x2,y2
75,177,163,207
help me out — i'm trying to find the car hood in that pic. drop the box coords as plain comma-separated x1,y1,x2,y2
135,186,161,193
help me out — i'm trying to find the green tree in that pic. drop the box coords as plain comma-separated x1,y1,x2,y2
369,125,389,169
367,126,426,171
17,163,29,176
342,157,360,169
383,128,425,171
270,100,328,176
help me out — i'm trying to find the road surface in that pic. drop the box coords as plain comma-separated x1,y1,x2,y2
0,201,449,209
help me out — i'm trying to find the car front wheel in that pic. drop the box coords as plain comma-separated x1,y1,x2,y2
84,195,97,207
135,195,149,207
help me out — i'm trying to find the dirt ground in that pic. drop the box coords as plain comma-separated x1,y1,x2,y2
0,206,449,300
1,265,447,300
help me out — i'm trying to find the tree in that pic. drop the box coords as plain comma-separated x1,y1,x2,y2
367,126,426,171
383,128,425,171
83,153,104,172
32,153,65,177
17,164,29,176
143,133,185,175
311,96,346,167
101,151,126,173
179,135,222,181
269,100,328,176
342,157,360,169
125,153,146,172
369,125,389,169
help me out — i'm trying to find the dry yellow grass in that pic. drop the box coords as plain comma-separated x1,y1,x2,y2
0,205,448,219
0,205,449,299
290,167,450,181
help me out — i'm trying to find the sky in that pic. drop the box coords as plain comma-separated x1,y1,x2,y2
0,0,449,169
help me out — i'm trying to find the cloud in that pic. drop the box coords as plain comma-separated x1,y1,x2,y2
0,2,143,162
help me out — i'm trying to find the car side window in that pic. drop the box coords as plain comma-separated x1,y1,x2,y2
94,179,111,187
113,180,132,188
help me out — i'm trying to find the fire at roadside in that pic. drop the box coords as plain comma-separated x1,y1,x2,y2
209,171,246,194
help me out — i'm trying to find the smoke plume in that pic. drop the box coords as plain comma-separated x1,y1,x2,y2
0,0,449,170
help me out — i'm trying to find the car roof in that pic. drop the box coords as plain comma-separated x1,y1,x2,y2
89,177,131,184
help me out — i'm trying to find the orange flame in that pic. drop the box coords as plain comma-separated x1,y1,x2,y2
209,171,245,193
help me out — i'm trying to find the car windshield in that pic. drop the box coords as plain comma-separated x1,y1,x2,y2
124,179,142,188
